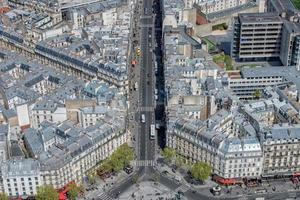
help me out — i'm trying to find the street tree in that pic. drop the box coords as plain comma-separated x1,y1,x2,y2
67,183,83,200
162,147,176,163
36,185,59,200
190,162,212,181
118,144,135,167
175,154,185,168
0,193,8,200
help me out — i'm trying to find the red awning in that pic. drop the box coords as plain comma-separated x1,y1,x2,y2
59,192,67,200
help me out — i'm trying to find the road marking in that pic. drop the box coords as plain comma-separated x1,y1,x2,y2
175,184,190,193
133,160,158,167
139,106,154,112
97,192,114,200
140,24,153,28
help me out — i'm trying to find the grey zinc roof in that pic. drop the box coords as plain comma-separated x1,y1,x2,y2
265,125,300,141
1,159,40,177
40,126,56,142
24,128,44,157
219,137,261,154
33,99,60,112
80,106,107,114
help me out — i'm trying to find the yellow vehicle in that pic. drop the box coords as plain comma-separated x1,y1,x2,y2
136,48,141,56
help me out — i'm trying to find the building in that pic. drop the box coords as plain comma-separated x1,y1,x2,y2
167,112,263,180
231,12,283,62
261,125,300,177
195,0,253,14
1,159,41,197
231,0,300,65
227,67,287,99
30,99,67,128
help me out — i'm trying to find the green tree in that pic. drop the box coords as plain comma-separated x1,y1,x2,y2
175,154,185,168
162,147,176,163
190,162,212,181
98,144,135,174
99,159,113,173
36,185,59,200
118,144,135,167
254,89,261,99
0,193,8,200
67,183,83,200
224,55,233,71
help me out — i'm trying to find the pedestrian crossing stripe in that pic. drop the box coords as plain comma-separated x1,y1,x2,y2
98,192,114,200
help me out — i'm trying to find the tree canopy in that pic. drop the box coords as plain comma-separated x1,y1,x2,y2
98,144,135,173
0,193,8,200
36,185,59,200
67,183,83,200
162,147,176,163
190,162,212,181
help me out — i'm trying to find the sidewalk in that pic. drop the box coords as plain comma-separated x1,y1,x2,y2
79,171,131,200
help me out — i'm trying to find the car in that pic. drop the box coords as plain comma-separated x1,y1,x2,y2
172,168,176,173
178,190,184,196
124,166,133,174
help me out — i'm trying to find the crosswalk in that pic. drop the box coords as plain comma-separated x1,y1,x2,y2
133,160,158,167
175,184,190,193
97,192,114,200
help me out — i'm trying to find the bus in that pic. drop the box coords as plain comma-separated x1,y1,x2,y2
150,124,155,140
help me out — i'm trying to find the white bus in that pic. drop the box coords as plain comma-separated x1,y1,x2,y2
150,124,155,140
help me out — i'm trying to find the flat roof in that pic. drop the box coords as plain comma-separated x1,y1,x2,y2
238,12,282,24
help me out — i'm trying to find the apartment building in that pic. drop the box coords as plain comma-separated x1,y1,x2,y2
78,106,113,128
1,159,41,197
167,112,263,180
22,115,127,190
195,0,251,14
262,125,300,177
31,99,67,128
